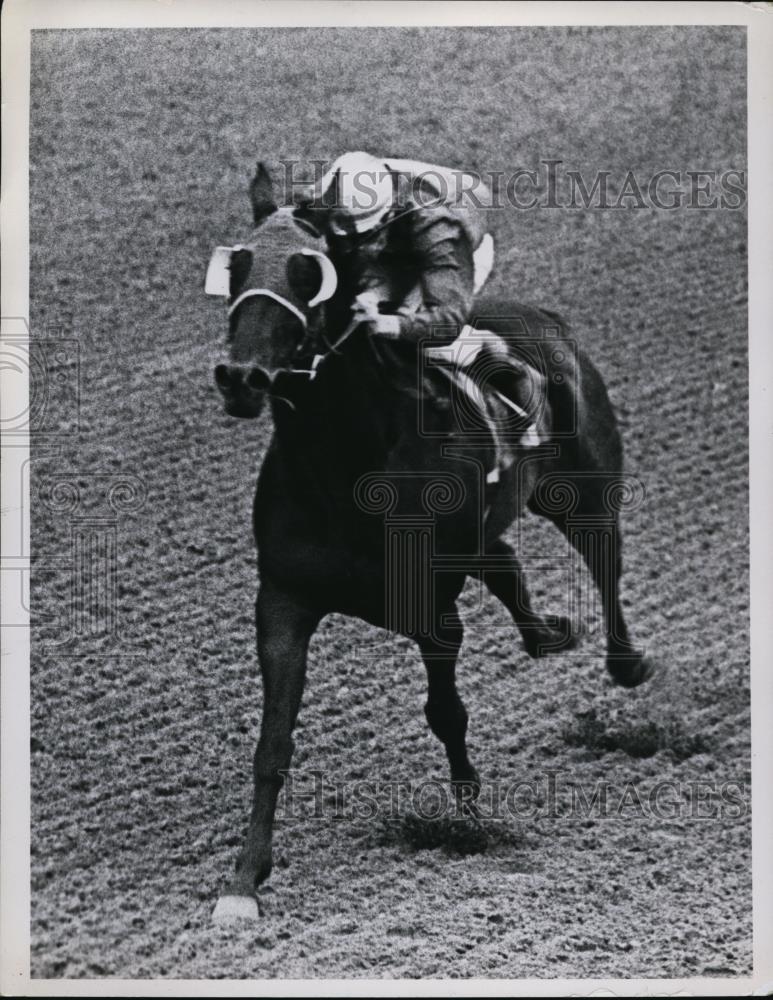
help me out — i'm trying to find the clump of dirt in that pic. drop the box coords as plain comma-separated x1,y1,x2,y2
375,812,523,856
562,706,710,761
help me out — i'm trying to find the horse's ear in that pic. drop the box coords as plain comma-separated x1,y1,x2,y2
249,162,277,225
286,250,338,308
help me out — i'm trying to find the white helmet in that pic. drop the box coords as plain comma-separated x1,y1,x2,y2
319,151,393,234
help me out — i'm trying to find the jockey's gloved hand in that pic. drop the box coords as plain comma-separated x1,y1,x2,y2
351,300,401,340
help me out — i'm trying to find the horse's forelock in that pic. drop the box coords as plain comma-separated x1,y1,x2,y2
245,206,323,255
231,208,324,307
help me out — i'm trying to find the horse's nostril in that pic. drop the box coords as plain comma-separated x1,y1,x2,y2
214,363,232,389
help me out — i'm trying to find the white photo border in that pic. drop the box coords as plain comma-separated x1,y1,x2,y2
2,1,771,996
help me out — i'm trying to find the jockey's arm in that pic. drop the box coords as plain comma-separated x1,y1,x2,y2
359,215,476,347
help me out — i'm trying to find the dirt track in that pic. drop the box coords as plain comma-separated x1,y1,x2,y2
29,27,750,979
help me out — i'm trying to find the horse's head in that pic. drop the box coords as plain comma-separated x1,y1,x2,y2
207,163,338,418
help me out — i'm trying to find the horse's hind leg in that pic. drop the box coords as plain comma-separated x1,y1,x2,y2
417,605,480,812
214,579,321,922
530,489,653,687
479,537,576,658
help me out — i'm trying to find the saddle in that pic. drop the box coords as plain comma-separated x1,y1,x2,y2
356,282,546,485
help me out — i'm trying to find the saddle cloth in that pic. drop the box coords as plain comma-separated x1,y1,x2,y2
425,325,543,485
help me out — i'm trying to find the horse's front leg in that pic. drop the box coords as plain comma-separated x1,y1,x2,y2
214,580,320,922
418,605,481,814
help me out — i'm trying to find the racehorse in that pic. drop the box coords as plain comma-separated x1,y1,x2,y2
208,163,654,921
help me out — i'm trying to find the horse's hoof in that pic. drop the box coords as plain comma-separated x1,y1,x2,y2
608,652,656,688
452,769,481,816
523,615,578,658
212,894,260,924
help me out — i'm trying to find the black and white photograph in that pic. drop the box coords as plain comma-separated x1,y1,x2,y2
1,0,772,992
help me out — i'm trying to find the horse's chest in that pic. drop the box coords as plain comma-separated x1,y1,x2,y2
258,528,386,617
254,481,477,619
253,441,484,617
254,481,379,591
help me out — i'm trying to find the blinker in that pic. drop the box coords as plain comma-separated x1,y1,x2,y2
205,245,236,297
206,244,251,297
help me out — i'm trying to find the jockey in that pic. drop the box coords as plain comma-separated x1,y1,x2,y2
292,152,540,438
292,151,493,342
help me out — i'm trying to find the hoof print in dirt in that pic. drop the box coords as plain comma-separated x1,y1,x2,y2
400,814,490,856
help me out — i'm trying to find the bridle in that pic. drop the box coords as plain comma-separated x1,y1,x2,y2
227,284,361,384
227,287,308,328
208,219,361,389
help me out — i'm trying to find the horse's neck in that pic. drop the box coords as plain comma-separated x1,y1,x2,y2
270,337,393,498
